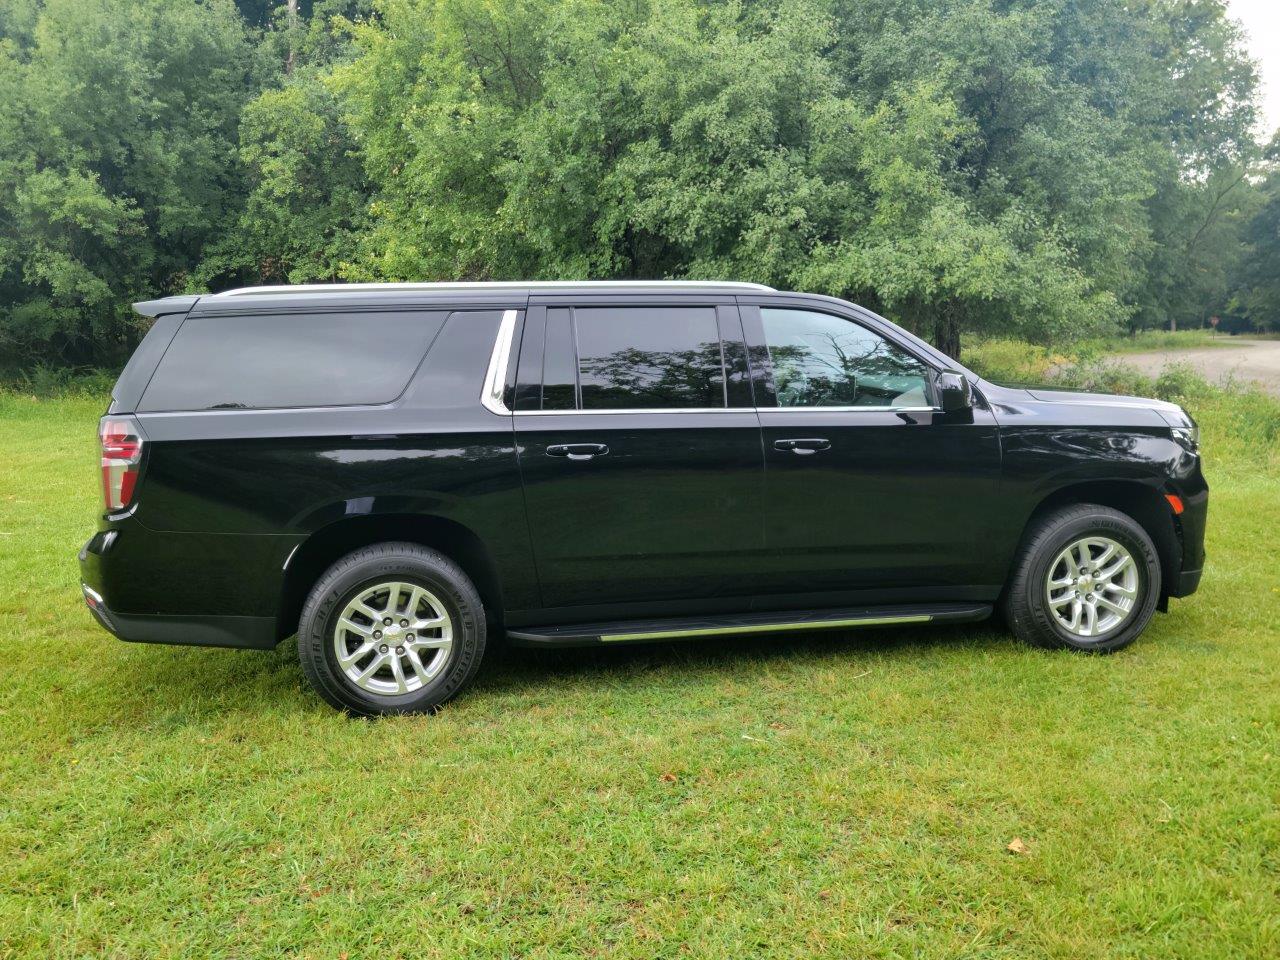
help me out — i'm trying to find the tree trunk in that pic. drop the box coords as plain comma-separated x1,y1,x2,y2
284,0,298,75
933,302,962,361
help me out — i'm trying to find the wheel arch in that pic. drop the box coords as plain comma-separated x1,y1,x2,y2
278,514,503,641
1025,480,1182,602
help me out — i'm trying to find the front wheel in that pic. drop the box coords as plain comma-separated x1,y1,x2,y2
1003,504,1161,653
297,543,487,715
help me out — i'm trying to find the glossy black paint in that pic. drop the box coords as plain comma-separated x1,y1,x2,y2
739,300,1006,599
512,298,769,607
81,284,1207,651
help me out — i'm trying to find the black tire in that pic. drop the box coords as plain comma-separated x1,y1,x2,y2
1003,503,1161,653
297,542,486,716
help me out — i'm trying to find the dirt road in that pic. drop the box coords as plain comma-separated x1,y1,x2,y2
1119,338,1280,396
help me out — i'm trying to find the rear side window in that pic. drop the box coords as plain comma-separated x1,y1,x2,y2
138,310,446,411
514,304,728,411
574,307,723,409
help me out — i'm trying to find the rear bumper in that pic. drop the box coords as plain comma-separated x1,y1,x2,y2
81,582,276,649
79,529,282,650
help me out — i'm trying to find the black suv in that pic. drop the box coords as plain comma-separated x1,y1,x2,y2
80,282,1207,715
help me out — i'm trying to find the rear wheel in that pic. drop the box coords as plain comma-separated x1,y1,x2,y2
297,543,486,715
1003,504,1161,652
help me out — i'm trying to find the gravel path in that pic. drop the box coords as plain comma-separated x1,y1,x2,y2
1118,338,1280,396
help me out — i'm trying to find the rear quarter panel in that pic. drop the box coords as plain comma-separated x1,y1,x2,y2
113,310,536,617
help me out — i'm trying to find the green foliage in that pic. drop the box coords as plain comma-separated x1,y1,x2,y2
0,0,258,366
1235,136,1280,332
326,0,1263,357
193,0,373,289
329,0,1132,353
960,338,1068,385
193,69,368,286
0,0,1273,366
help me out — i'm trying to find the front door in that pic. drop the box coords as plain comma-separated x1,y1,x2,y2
742,303,1004,603
514,299,768,612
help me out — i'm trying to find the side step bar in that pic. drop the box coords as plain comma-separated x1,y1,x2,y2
507,603,992,648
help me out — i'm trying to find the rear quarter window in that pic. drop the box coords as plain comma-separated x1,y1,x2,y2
111,311,187,413
138,310,447,411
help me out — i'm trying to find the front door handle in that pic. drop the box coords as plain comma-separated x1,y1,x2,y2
774,438,831,455
547,443,610,461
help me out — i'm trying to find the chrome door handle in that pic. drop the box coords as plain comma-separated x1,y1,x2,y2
774,438,831,455
547,443,610,461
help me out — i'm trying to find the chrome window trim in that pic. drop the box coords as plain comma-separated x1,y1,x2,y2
756,405,940,414
509,405,941,416
514,407,748,417
480,309,520,416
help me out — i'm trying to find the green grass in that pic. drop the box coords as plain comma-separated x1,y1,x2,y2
1,388,1277,959
1083,329,1252,354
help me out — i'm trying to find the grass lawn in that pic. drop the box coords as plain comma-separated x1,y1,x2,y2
1,391,1277,959
1087,329,1280,354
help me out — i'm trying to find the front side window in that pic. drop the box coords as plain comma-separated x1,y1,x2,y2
760,308,932,408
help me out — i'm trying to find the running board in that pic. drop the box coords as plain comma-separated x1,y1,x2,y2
507,603,992,648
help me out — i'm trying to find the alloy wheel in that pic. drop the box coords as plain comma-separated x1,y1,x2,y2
331,581,454,695
1044,536,1140,640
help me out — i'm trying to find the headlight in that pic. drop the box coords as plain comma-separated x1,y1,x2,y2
1156,407,1199,454
1170,425,1199,454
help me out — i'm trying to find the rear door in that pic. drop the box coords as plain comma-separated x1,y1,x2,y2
514,297,768,611
742,301,1004,601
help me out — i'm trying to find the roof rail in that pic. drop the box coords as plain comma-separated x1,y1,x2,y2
211,280,775,297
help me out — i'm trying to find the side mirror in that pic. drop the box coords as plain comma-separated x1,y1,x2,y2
935,370,972,414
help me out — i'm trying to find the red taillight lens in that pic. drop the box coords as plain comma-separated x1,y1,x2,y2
100,416,144,512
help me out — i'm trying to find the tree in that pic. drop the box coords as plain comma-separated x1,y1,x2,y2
1235,135,1280,332
0,0,256,367
194,0,372,290
327,0,1260,357
0,0,1267,367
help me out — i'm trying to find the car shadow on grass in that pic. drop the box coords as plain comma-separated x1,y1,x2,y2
472,620,1010,696
96,620,1011,724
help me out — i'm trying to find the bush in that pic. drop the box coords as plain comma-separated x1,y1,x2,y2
2,363,116,399
963,339,1069,384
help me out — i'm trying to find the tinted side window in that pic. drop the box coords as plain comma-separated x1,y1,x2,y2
139,310,446,411
574,306,725,410
111,311,186,412
760,308,932,408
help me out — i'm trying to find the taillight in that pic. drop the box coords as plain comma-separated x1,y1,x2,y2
100,416,144,512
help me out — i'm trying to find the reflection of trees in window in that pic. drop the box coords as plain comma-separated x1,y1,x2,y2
578,341,725,409
771,332,928,407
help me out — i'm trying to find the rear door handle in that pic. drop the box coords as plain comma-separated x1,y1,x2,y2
774,438,831,455
547,443,610,461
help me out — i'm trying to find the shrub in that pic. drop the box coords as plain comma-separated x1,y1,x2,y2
2,363,116,399
963,339,1068,384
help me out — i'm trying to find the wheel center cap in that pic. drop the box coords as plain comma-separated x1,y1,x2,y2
384,623,402,638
